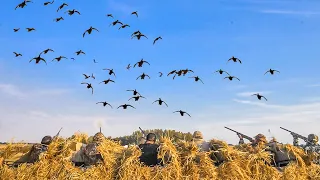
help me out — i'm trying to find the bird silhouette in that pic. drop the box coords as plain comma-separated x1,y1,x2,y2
215,69,230,75
54,17,64,22
106,14,114,18
167,70,177,77
117,104,135,109
103,68,116,77
136,73,150,80
81,83,93,94
227,56,242,64
189,76,204,84
265,69,280,75
126,64,131,70
44,0,54,6
131,30,141,37
182,69,194,76
65,9,81,16
83,74,90,79
52,56,67,62
110,20,123,26
41,48,54,55
15,0,32,10
252,93,267,101
13,52,22,57
96,102,112,108
172,70,183,79
128,95,146,101
131,11,138,17
132,33,148,40
153,36,162,45
173,110,191,117
99,79,115,84
26,28,35,32
91,73,95,79
152,98,168,107
83,26,99,37
30,54,47,65
13,28,20,32
57,3,68,12
71,58,75,61
118,24,130,30
224,76,240,81
126,89,140,96
134,59,150,68
93,59,98,63
75,50,85,55
159,72,163,77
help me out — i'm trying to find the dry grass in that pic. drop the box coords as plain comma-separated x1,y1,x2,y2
1,133,320,180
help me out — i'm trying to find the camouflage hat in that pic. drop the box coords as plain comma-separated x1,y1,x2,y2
93,132,106,143
193,131,203,139
308,134,318,143
41,136,52,145
254,134,267,143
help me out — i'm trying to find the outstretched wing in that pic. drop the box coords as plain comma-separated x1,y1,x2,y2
41,59,47,65
167,70,176,76
185,112,191,117
163,101,168,107
152,100,158,104
263,96,268,101
144,61,150,65
128,105,136,109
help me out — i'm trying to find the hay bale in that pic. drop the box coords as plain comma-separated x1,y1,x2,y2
1,133,320,180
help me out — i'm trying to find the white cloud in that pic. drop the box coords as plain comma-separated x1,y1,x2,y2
260,10,320,15
0,84,27,98
0,83,72,99
236,91,273,97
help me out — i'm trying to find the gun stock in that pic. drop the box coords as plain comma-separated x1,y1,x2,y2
224,126,254,142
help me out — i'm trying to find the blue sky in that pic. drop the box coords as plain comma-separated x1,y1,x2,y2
0,0,320,144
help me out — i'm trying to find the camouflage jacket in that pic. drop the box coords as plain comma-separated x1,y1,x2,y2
14,144,48,165
28,144,48,163
293,137,320,153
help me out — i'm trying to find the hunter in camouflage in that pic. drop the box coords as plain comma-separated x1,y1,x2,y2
71,132,105,167
14,135,53,165
192,131,210,152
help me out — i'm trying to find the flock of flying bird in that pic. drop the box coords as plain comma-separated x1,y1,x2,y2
12,0,281,117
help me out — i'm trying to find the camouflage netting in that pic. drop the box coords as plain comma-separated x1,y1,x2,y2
1,133,320,180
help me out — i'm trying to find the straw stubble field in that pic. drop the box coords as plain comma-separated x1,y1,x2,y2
1,133,320,180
